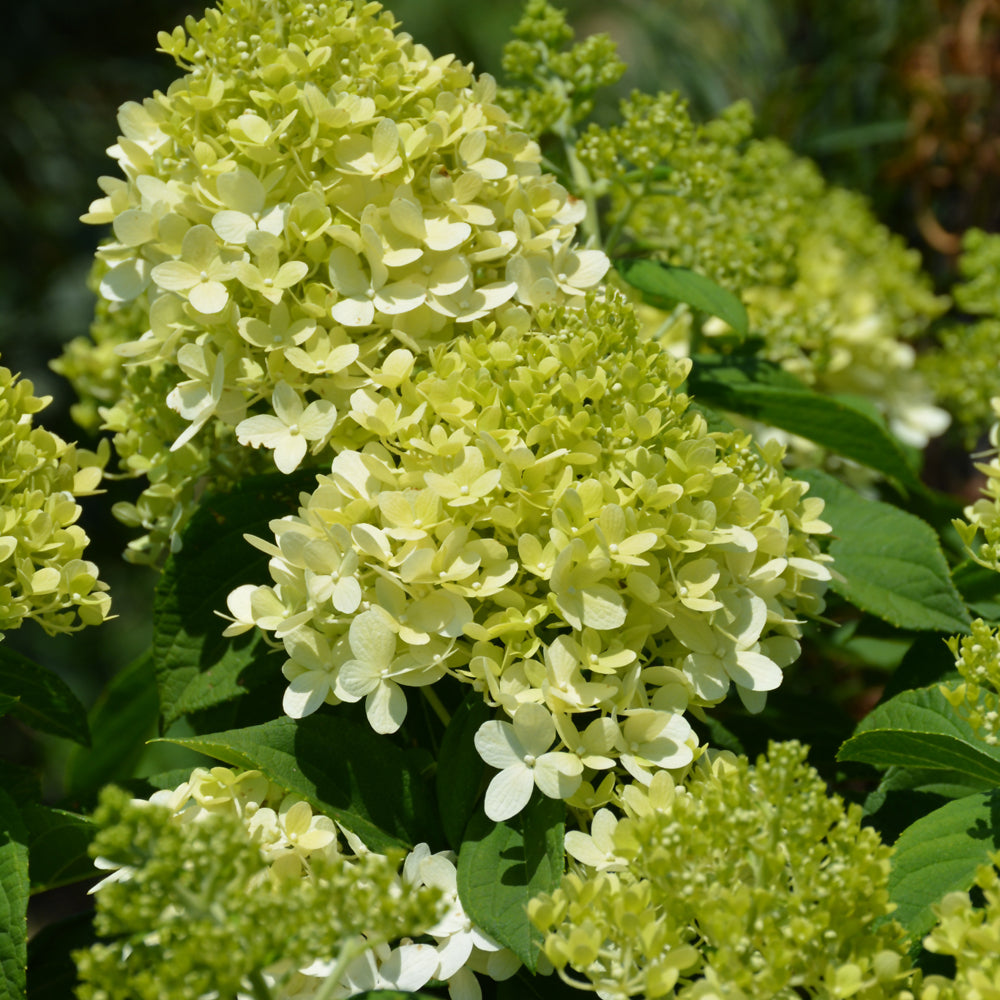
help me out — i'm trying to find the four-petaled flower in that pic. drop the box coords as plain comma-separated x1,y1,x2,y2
236,380,337,473
334,610,448,733
475,703,583,821
150,224,239,313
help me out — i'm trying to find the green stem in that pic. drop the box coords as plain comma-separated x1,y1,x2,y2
247,969,276,1000
603,174,649,260
422,684,452,727
562,135,601,247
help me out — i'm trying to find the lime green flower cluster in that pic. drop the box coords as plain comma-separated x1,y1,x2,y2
918,854,1000,1000
529,742,915,999
956,401,1000,571
574,93,949,453
51,263,144,435
498,0,625,142
229,293,831,816
0,361,111,637
578,100,806,287
72,0,607,561
55,263,272,562
939,618,1000,746
78,770,442,1000
921,229,1000,445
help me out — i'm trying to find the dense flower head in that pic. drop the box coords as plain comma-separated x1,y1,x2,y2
0,360,111,636
73,0,607,560
575,94,949,456
57,263,274,562
230,293,831,817
922,229,1000,445
917,854,1000,1000
80,767,518,1000
529,741,915,999
51,263,146,436
499,0,626,140
940,618,1000,746
956,397,1000,571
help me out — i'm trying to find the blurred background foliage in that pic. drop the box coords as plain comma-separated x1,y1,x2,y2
0,0,997,791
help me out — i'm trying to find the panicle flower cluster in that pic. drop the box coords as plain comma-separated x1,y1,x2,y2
70,0,606,561
228,293,831,819
956,397,1000,571
55,262,273,562
917,854,1000,1000
80,767,516,1000
51,263,145,435
940,618,1000,745
529,741,916,1000
922,229,1000,445
0,361,111,637
499,0,626,140
575,94,950,456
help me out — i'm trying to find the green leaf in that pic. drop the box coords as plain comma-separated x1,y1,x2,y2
26,911,95,1000
436,693,491,850
0,693,19,717
0,788,28,1000
889,790,1000,939
865,764,993,816
882,633,957,702
64,651,159,802
952,559,1000,623
796,469,971,634
0,764,39,806
154,470,317,728
21,805,94,894
616,259,748,336
0,646,89,745
688,356,922,488
158,713,441,852
838,685,1000,781
457,793,565,972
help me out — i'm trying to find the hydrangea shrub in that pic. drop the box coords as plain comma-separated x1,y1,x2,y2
3,2,1000,999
